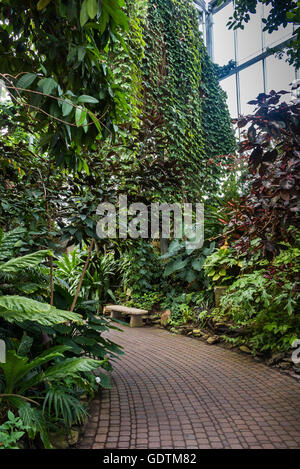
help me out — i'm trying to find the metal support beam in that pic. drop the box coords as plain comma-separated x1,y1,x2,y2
194,0,207,12
205,11,214,60
219,36,296,81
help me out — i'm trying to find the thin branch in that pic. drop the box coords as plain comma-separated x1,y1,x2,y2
70,239,95,312
0,394,40,406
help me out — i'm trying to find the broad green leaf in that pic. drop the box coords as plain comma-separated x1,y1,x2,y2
213,273,221,281
37,0,52,10
78,95,99,104
17,283,41,294
80,0,89,27
16,73,37,90
89,111,102,135
0,351,28,393
77,46,86,62
75,107,87,126
102,0,128,31
97,372,111,389
99,8,109,34
0,250,51,273
0,296,83,326
38,77,57,95
43,357,102,381
83,159,90,175
164,258,189,276
185,269,197,283
87,0,98,19
62,99,74,116
191,257,205,271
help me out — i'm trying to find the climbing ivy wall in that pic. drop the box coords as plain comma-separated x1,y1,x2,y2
138,0,236,202
94,0,236,205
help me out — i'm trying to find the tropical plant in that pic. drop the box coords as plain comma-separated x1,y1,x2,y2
0,410,30,449
0,337,103,447
0,0,130,172
218,243,300,353
203,245,242,286
220,90,300,259
161,238,216,285
118,241,163,298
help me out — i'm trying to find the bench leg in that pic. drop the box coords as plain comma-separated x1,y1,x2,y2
130,315,144,328
111,310,122,320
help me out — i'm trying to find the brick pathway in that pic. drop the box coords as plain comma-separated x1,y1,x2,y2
79,326,300,449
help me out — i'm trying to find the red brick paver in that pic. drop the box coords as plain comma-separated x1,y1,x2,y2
79,327,300,449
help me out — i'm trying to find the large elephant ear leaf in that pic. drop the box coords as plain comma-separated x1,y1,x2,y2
44,357,102,381
0,296,83,326
0,250,51,273
0,350,29,393
26,345,70,372
21,357,103,391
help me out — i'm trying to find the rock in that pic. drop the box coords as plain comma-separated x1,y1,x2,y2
67,429,79,446
201,334,210,340
49,432,69,449
239,345,251,354
192,329,203,336
266,352,285,366
161,309,171,327
49,429,79,449
214,322,224,327
207,336,220,345
279,362,291,370
289,372,300,381
178,326,193,333
152,319,161,324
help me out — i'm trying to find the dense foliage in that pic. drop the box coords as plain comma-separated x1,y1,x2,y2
1,0,298,449
223,89,299,257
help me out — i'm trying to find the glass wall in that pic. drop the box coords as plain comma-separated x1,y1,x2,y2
213,3,235,66
239,62,264,115
209,0,298,118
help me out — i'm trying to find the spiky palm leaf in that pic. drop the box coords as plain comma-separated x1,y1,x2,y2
43,386,88,427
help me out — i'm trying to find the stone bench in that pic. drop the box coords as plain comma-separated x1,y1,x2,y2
104,305,148,328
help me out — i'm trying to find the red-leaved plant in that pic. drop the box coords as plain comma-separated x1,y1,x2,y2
220,89,300,259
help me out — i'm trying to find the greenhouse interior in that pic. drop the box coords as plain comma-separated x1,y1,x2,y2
0,0,299,453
